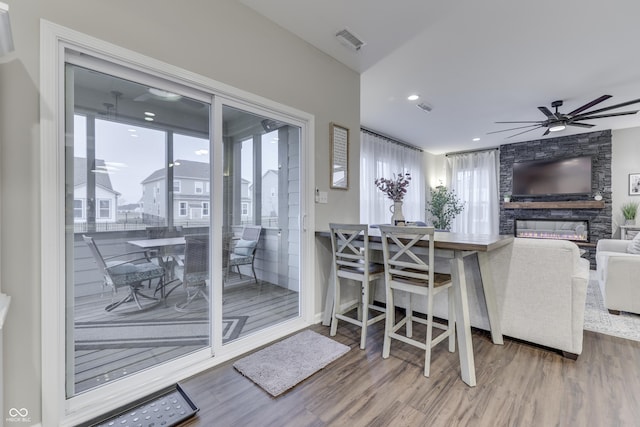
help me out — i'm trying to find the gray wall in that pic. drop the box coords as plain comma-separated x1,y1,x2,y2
0,0,360,423
611,127,640,236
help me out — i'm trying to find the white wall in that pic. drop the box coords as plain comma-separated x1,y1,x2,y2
0,0,360,423
612,127,640,237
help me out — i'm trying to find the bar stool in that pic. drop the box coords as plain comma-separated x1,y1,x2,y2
378,225,455,377
329,223,386,349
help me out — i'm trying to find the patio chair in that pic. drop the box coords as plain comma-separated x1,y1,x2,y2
226,225,262,284
83,235,165,313
174,234,210,312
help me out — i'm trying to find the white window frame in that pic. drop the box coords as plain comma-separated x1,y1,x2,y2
205,182,210,193
178,201,188,217
195,181,204,194
241,203,248,216
97,199,111,219
40,21,315,427
202,201,210,216
73,199,84,219
173,179,181,193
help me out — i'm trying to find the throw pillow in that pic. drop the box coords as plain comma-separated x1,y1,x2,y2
627,232,640,254
234,239,257,256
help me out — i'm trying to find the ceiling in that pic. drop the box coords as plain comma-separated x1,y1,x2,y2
239,0,640,154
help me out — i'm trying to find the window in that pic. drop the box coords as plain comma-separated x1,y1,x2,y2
98,199,111,219
173,180,181,193
74,199,84,219
446,150,499,234
241,203,248,216
205,182,210,193
179,201,188,216
360,129,425,225
202,201,209,216
195,181,204,194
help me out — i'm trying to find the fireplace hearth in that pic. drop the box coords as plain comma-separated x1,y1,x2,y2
515,219,589,243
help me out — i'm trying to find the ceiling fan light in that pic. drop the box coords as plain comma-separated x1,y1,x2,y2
148,88,181,101
549,124,566,132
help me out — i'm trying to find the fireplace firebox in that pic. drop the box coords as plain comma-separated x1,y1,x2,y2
514,219,589,243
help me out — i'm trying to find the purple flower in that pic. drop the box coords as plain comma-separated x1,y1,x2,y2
375,172,411,202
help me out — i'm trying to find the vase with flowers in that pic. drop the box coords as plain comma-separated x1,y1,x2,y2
375,172,411,225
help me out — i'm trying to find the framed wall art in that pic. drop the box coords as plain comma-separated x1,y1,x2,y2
330,122,349,189
630,173,640,195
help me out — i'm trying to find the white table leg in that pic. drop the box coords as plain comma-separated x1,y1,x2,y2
322,262,336,326
451,251,476,387
477,252,504,345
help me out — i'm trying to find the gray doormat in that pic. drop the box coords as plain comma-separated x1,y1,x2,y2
233,329,350,397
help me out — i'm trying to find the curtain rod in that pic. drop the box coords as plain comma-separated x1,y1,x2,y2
361,127,423,152
445,147,499,157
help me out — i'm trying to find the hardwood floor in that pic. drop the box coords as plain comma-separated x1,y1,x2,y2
178,320,640,426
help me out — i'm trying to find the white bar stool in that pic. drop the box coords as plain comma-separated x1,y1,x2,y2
379,225,456,377
329,223,386,349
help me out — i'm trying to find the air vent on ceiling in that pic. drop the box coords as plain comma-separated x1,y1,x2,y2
416,102,433,113
335,28,366,51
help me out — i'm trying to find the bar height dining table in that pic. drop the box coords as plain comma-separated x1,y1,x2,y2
316,228,514,387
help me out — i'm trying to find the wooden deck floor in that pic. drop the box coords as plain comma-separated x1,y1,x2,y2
72,235,299,395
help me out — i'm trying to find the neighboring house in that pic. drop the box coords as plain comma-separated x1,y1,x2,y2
262,169,278,217
141,159,211,224
240,178,252,222
74,157,120,223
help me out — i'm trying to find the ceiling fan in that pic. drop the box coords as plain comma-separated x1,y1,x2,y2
489,95,640,138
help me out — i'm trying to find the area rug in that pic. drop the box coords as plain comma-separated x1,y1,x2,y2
233,329,350,397
583,275,640,342
75,316,248,350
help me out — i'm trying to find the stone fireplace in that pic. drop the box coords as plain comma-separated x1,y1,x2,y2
514,219,589,243
499,130,613,269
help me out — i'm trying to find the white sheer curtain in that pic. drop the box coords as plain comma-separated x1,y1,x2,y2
446,150,499,234
360,129,425,225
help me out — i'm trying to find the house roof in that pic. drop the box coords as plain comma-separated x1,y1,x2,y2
74,157,119,195
141,160,210,184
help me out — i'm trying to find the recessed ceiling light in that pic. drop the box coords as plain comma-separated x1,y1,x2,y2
144,117,154,122
130,134,139,138
472,137,481,142
128,128,136,132
144,112,155,117
407,94,420,101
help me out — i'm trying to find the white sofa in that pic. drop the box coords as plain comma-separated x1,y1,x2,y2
596,239,640,315
425,238,590,358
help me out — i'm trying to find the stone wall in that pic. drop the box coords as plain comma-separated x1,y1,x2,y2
499,130,612,268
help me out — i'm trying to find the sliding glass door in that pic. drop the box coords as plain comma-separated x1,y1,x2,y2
65,63,212,396
221,104,301,338
63,60,304,401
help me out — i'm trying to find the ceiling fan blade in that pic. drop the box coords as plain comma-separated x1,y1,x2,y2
542,128,551,136
487,124,542,135
567,95,612,116
573,111,639,120
538,106,554,118
506,125,544,138
572,98,640,117
567,122,595,128
494,120,543,124
566,122,595,129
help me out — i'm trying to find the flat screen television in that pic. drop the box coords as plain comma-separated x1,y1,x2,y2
512,156,592,197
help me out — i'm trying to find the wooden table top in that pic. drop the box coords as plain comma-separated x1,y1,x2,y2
316,228,514,252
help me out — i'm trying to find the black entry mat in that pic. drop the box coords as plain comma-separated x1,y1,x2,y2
78,383,198,427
